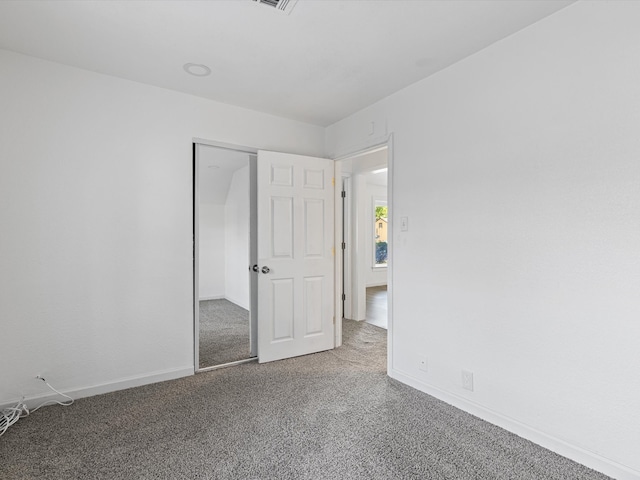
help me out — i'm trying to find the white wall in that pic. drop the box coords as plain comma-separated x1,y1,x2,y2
198,203,226,300
349,174,367,320
224,165,250,309
327,2,640,478
0,48,325,405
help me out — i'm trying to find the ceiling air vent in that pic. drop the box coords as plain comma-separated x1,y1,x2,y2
252,0,298,15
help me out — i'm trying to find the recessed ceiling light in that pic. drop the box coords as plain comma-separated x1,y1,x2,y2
372,168,388,175
183,63,211,77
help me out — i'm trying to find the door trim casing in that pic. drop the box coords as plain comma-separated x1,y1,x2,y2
192,138,258,373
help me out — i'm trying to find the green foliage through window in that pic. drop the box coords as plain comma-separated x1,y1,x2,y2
375,206,388,221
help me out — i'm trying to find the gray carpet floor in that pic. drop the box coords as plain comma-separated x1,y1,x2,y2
0,320,610,480
199,299,251,368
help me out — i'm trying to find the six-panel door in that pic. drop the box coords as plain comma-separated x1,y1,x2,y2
257,150,334,363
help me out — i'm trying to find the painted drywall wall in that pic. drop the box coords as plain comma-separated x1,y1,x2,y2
224,165,250,309
0,48,325,405
197,145,250,303
327,2,640,478
198,203,226,300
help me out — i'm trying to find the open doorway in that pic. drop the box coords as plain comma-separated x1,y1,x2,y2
340,146,389,329
194,143,257,371
366,178,388,329
194,142,337,368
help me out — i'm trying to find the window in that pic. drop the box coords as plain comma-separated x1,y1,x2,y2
373,200,388,267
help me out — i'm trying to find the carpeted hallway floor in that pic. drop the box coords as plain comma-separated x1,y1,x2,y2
0,320,610,479
199,299,251,368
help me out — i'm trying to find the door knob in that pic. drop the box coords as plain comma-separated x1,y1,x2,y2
251,265,259,272
261,266,270,274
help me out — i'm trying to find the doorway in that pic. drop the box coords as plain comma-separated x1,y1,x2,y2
194,142,339,369
339,145,389,330
194,142,258,371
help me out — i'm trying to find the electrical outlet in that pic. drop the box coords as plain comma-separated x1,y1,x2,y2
418,355,428,372
462,370,474,391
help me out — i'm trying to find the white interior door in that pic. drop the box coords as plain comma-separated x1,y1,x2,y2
257,150,335,363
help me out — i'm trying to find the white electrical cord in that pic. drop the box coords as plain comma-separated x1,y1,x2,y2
0,377,74,437
30,376,74,412
0,400,28,437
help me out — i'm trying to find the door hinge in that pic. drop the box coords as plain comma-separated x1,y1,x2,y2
341,242,346,250
341,190,346,198
332,177,335,186
342,293,346,301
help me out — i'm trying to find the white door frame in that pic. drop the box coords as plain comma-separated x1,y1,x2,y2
340,175,352,322
332,134,394,372
193,138,258,373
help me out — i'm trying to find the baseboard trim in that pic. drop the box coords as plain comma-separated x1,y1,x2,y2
1,366,194,411
198,295,249,309
223,295,249,310
389,368,639,480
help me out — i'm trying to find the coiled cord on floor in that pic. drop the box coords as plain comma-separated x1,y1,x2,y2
0,401,28,436
0,378,74,437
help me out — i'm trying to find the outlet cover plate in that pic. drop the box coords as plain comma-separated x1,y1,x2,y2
418,355,428,372
462,370,474,391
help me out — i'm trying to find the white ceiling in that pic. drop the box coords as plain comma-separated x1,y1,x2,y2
0,0,574,126
365,169,388,188
198,145,250,205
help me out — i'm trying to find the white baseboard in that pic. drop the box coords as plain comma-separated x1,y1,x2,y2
199,295,225,301
1,366,193,411
223,295,249,310
389,368,639,480
199,295,249,310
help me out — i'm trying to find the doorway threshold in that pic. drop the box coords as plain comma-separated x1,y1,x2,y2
196,357,258,373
